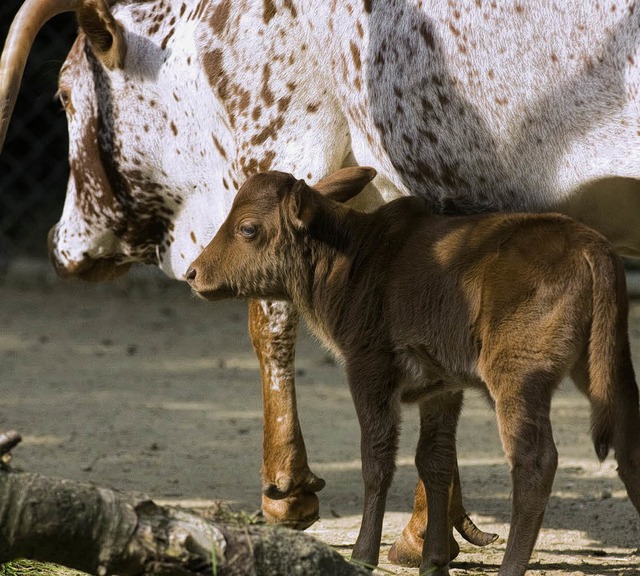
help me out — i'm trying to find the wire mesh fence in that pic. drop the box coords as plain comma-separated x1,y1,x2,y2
0,1,77,265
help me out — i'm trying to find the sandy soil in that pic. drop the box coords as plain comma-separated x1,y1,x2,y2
0,260,639,575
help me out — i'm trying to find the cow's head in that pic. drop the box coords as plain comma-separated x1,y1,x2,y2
1,0,236,281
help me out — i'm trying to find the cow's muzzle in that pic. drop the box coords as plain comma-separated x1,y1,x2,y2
48,227,132,282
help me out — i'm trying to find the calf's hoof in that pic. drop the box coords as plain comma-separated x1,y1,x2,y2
261,490,320,530
419,562,450,576
388,530,460,567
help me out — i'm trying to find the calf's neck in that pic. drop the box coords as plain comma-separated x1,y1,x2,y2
187,167,640,576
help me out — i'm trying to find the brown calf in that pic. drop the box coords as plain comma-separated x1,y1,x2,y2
186,168,640,576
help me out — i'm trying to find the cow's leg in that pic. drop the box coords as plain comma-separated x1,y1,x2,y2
387,479,429,567
389,460,497,567
248,299,325,530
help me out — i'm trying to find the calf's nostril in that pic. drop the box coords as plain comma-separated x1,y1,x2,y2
185,267,197,282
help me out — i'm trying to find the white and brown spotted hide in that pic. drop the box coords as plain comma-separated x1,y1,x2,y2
36,0,640,280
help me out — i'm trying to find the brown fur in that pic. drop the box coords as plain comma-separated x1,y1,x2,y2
187,168,640,576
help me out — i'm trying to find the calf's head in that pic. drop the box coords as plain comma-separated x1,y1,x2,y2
187,167,376,300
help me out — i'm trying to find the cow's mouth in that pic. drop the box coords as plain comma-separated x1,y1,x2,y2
54,256,133,282
48,228,133,283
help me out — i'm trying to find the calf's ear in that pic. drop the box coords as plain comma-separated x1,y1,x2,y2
312,166,377,203
287,179,316,228
78,0,127,70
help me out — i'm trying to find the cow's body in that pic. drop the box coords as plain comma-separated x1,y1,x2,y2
2,0,640,563
45,0,640,277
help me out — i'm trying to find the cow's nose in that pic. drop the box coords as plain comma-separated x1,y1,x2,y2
185,267,197,282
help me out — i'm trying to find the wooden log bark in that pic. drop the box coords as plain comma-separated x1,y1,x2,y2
0,432,369,576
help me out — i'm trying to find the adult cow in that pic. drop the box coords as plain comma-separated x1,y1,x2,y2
1,0,640,567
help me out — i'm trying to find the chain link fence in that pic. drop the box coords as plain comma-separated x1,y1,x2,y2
0,1,76,265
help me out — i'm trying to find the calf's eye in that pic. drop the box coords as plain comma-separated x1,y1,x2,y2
239,223,258,238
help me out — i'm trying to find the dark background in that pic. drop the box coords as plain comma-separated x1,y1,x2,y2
0,1,76,264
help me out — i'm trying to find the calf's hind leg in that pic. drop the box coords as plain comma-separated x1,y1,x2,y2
571,349,640,516
491,372,558,576
249,299,325,530
614,383,640,515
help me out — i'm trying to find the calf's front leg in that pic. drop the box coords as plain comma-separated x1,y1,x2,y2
249,299,325,530
348,356,401,568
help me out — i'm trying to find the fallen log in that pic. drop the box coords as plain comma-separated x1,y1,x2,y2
0,431,368,576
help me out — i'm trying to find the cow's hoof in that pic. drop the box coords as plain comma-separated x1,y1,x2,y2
261,490,320,530
388,530,422,567
388,532,460,567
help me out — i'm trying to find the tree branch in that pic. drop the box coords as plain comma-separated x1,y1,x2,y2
0,433,368,576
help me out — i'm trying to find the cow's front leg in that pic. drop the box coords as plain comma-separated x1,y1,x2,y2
248,299,325,530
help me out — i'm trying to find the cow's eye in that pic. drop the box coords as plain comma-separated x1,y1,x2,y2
239,223,258,239
56,88,71,110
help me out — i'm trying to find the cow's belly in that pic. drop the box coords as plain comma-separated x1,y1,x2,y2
556,177,640,258
311,0,640,241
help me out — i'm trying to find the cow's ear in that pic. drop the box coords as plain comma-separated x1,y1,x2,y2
78,0,127,70
312,166,377,203
287,179,316,228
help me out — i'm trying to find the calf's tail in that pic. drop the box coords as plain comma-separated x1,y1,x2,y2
583,243,640,474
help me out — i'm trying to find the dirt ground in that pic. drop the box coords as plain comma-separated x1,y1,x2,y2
1,259,639,575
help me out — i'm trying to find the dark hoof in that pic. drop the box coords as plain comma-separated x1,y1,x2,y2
0,430,21,456
305,473,326,493
455,514,499,547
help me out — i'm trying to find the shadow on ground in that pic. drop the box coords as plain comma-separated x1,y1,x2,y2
0,261,638,574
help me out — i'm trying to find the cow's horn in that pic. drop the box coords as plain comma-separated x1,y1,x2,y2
0,0,80,152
